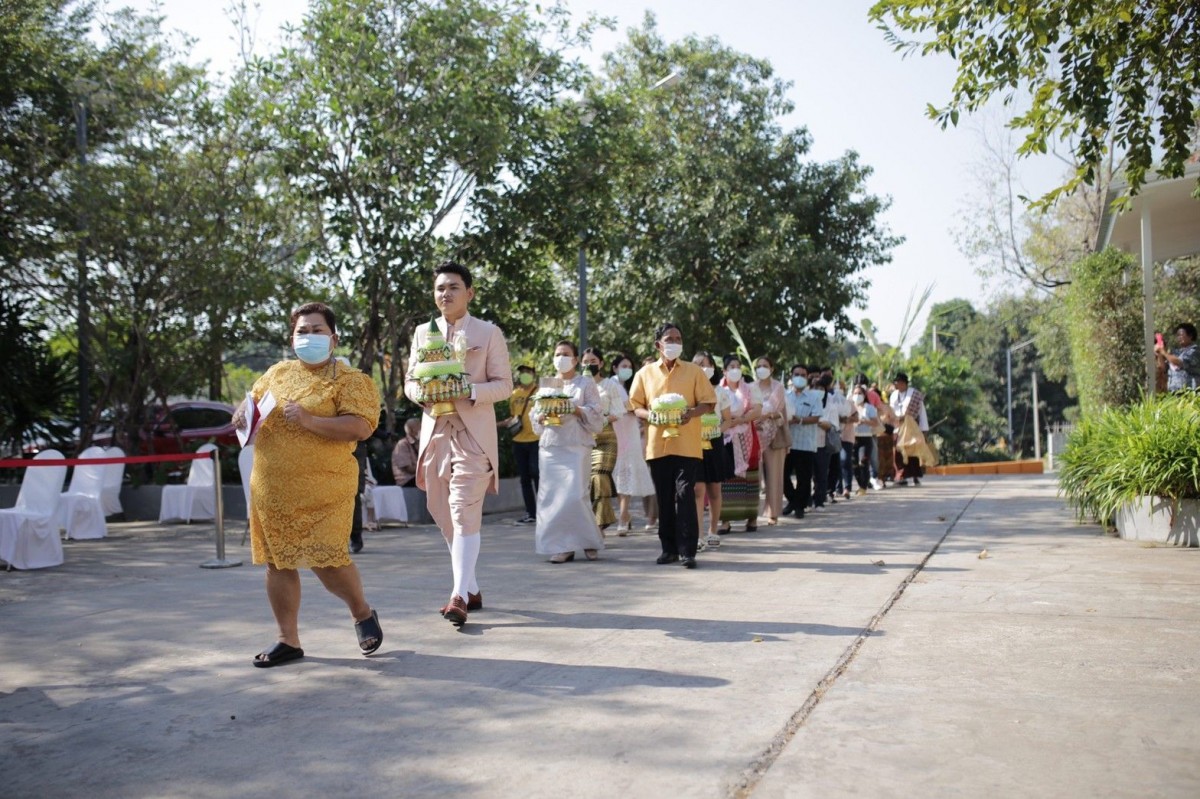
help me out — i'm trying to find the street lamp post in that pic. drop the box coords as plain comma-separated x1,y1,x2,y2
1006,338,1035,456
73,92,92,446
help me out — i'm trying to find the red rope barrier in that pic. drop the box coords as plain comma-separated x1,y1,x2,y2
0,452,216,468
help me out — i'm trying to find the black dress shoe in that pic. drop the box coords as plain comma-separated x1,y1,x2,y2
782,504,794,515
680,556,696,569
656,553,680,564
349,539,363,554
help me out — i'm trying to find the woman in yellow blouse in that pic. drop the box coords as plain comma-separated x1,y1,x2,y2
236,302,383,667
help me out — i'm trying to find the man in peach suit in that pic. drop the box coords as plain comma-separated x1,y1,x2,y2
405,262,512,625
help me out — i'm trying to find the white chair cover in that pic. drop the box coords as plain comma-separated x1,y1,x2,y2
58,446,108,540
371,486,408,524
158,443,218,523
238,444,254,519
0,449,67,569
101,446,125,516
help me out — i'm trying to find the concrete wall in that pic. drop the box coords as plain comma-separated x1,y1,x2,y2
1,477,525,524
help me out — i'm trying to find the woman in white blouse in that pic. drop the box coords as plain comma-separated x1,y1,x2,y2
609,352,656,532
532,341,606,563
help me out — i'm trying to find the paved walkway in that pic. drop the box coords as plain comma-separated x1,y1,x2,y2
1,475,1197,798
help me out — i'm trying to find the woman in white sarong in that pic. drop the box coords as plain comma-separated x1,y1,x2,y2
533,340,606,563
609,352,655,533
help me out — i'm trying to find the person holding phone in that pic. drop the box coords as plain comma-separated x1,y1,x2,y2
1155,323,1200,392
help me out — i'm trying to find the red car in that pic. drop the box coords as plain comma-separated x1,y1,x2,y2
95,400,239,455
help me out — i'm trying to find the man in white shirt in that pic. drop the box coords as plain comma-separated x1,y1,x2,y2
888,371,928,486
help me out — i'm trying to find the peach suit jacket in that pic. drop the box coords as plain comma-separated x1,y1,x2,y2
404,313,513,494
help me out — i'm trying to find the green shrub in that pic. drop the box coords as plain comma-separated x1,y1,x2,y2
1063,248,1143,415
1058,392,1200,525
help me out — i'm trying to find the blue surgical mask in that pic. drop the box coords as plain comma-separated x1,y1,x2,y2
618,367,633,382
792,376,807,389
293,334,332,364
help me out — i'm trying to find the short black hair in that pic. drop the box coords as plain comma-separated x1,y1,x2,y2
1176,323,1197,340
554,339,579,357
722,353,742,369
654,322,682,342
894,371,909,383
609,351,631,374
291,302,337,335
791,364,806,374
516,364,535,374
582,346,604,362
433,261,472,288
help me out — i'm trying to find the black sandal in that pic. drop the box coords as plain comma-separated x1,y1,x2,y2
717,524,732,535
355,608,383,655
253,641,304,668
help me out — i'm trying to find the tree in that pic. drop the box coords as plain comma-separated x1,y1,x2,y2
1064,248,1143,415
902,349,989,463
252,0,597,434
914,298,978,355
581,17,900,364
0,0,95,294
952,122,1114,291
0,295,76,457
870,1,1200,202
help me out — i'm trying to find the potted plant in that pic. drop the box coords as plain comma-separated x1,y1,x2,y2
1059,392,1200,546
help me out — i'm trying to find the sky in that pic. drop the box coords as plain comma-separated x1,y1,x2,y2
116,0,1063,347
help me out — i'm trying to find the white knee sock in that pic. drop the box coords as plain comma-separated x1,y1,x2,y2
450,532,481,601
445,537,480,594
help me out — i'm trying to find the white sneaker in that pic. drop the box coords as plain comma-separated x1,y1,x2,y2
871,479,884,491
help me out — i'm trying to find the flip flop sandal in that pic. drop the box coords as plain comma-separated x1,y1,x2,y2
253,642,304,668
355,608,383,655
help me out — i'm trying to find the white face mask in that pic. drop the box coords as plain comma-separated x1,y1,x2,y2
553,355,575,374
853,394,866,405
293,334,332,365
792,376,807,389
725,367,743,383
755,366,771,381
661,342,683,361
701,366,715,379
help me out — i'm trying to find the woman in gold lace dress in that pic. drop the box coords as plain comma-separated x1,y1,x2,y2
237,302,384,667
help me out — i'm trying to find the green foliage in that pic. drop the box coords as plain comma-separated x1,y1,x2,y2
1154,255,1200,337
221,364,263,406
5,2,902,447
898,350,989,464
916,294,1077,454
1058,392,1200,525
252,0,597,435
870,1,1200,203
1064,248,1143,415
0,0,94,281
857,284,933,387
0,295,77,457
508,17,901,365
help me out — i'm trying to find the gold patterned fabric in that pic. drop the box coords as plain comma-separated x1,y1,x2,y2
249,360,380,569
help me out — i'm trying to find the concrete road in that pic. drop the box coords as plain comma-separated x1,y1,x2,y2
1,475,1197,798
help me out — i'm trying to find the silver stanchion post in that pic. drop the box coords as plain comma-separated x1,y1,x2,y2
201,448,242,569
